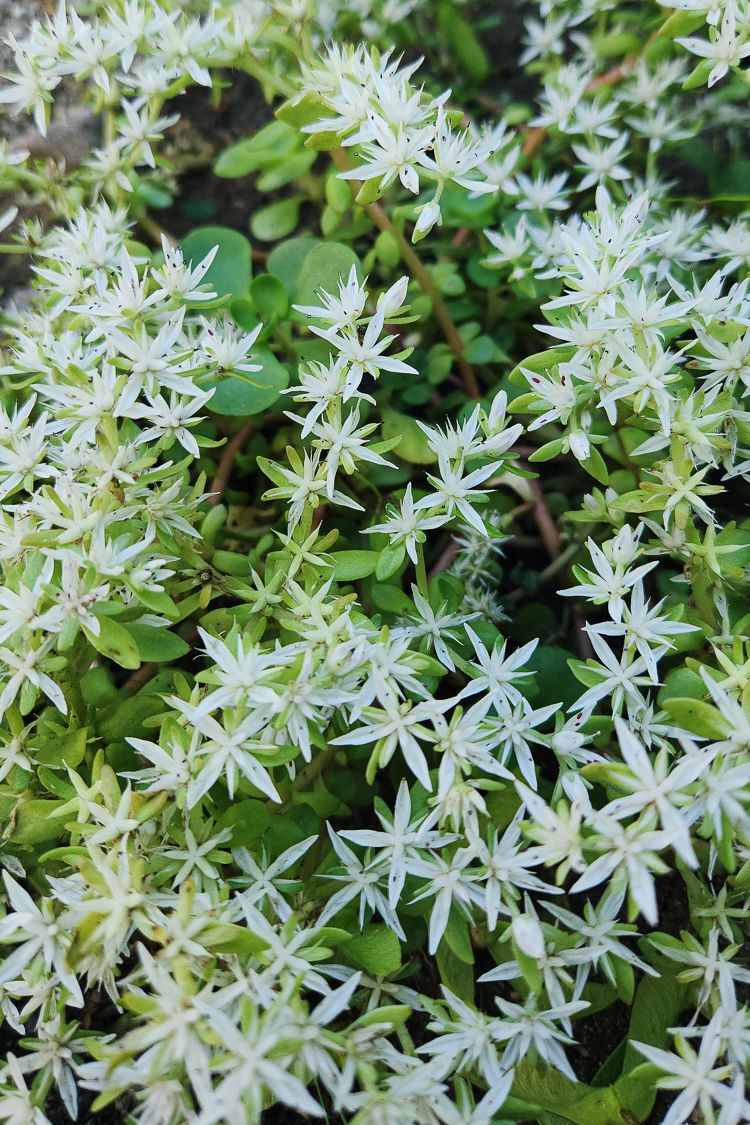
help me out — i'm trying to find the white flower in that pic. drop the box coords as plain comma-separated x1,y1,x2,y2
316,826,405,937
367,484,447,565
459,626,537,713
415,455,499,535
340,779,451,908
0,874,82,1006
634,1018,745,1125
408,848,478,954
339,115,434,194
314,306,417,389
293,265,367,330
677,5,750,87
232,836,317,921
169,699,281,806
151,237,218,302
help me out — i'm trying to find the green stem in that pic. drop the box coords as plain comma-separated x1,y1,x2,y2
239,59,296,99
415,541,430,599
505,525,595,604
273,744,339,812
330,149,481,400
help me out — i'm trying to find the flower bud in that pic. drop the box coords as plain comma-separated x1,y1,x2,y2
412,199,442,243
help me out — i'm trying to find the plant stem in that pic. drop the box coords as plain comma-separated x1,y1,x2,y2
536,526,593,585
208,422,255,506
369,200,481,400
528,478,561,560
428,536,460,580
331,149,481,400
274,745,339,812
239,59,296,99
138,214,177,248
415,541,430,598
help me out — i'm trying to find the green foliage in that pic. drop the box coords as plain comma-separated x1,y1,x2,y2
0,1,748,1122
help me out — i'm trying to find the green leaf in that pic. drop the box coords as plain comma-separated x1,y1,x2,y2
122,624,189,663
657,667,706,705
662,696,729,739
212,549,251,577
180,227,252,301
250,197,301,242
657,10,705,37
709,159,750,201
355,176,386,205
202,922,269,958
463,334,497,364
430,262,465,296
129,586,180,618
374,229,401,267
214,121,299,177
580,446,609,485
326,174,352,213
592,1039,628,1089
249,274,289,322
84,618,141,670
443,909,474,965
512,1061,624,1125
436,941,474,1004
683,58,714,90
257,150,316,191
343,924,401,976
512,939,543,993
12,799,68,845
291,241,361,308
37,768,77,798
229,297,260,333
375,542,406,581
351,1004,411,1032
330,550,379,582
615,968,685,1118
80,666,118,706
381,409,436,465
509,346,576,386
436,0,489,81
275,92,327,131
267,236,319,291
529,438,566,463
267,237,362,308
371,583,414,616
205,348,288,416
100,672,177,741
34,727,88,769
219,799,273,845
528,645,581,709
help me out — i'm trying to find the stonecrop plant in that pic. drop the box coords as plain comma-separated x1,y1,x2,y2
0,0,749,1122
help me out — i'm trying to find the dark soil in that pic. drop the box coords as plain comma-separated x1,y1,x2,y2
571,1000,631,1085
158,73,273,240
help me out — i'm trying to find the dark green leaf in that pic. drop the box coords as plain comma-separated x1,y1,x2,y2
122,624,189,663
250,198,301,242
330,550,379,581
206,348,289,416
381,409,436,465
343,925,401,976
180,227,252,301
84,618,141,670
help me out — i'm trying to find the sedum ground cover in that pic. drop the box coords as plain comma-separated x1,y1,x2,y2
0,0,749,1122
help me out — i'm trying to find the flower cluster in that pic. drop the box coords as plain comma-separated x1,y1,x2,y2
297,46,498,239
0,0,748,1123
